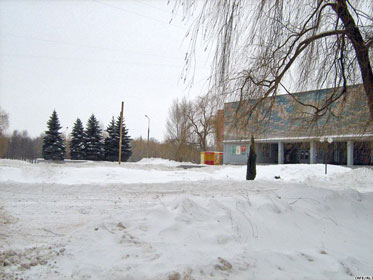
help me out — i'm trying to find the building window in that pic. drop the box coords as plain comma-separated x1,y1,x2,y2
317,150,324,161
241,145,246,155
262,144,271,158
300,150,309,160
232,146,240,155
231,145,246,155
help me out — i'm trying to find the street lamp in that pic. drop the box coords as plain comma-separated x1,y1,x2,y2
320,137,333,174
145,115,150,158
64,126,69,143
64,126,69,160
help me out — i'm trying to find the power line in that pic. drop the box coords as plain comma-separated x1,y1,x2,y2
132,0,173,15
2,33,182,61
2,53,209,71
92,0,184,30
1,53,191,69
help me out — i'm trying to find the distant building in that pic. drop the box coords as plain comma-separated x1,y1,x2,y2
223,84,373,165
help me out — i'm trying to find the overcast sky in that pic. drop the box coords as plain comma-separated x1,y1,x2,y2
0,0,211,141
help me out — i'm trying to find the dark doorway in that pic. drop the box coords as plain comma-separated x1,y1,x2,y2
354,142,372,165
284,143,301,163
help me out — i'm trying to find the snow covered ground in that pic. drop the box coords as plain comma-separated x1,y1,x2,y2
0,158,372,279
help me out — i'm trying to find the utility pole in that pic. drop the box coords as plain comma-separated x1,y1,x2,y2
145,115,150,158
118,101,124,164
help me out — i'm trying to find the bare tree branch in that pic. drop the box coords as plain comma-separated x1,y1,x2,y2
175,0,373,129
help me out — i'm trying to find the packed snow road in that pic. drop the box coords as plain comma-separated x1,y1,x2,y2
0,159,372,279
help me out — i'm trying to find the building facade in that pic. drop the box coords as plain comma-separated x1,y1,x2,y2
223,85,373,166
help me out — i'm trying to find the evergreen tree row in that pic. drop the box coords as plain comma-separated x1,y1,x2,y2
42,110,132,162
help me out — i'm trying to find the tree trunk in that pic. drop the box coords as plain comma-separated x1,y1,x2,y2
333,0,373,121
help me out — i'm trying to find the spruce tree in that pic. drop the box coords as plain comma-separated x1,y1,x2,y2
104,115,132,162
85,114,104,161
115,115,132,162
70,118,86,160
104,117,117,161
42,110,65,160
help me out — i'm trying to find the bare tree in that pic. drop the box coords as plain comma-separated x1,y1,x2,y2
0,107,9,136
186,93,220,151
4,130,42,160
129,137,176,162
175,0,373,124
166,98,199,162
166,98,191,141
0,107,9,157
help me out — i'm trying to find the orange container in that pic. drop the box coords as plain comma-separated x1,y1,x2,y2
200,151,223,165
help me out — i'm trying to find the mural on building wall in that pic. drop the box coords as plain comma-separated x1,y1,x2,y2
224,84,373,141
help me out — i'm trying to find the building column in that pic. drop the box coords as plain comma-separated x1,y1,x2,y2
278,142,284,164
347,141,354,166
310,141,316,164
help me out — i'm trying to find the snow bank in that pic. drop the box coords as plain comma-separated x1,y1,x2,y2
1,159,370,191
135,157,199,167
1,159,372,279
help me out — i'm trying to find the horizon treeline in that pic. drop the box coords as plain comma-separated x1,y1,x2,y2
1,93,222,163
